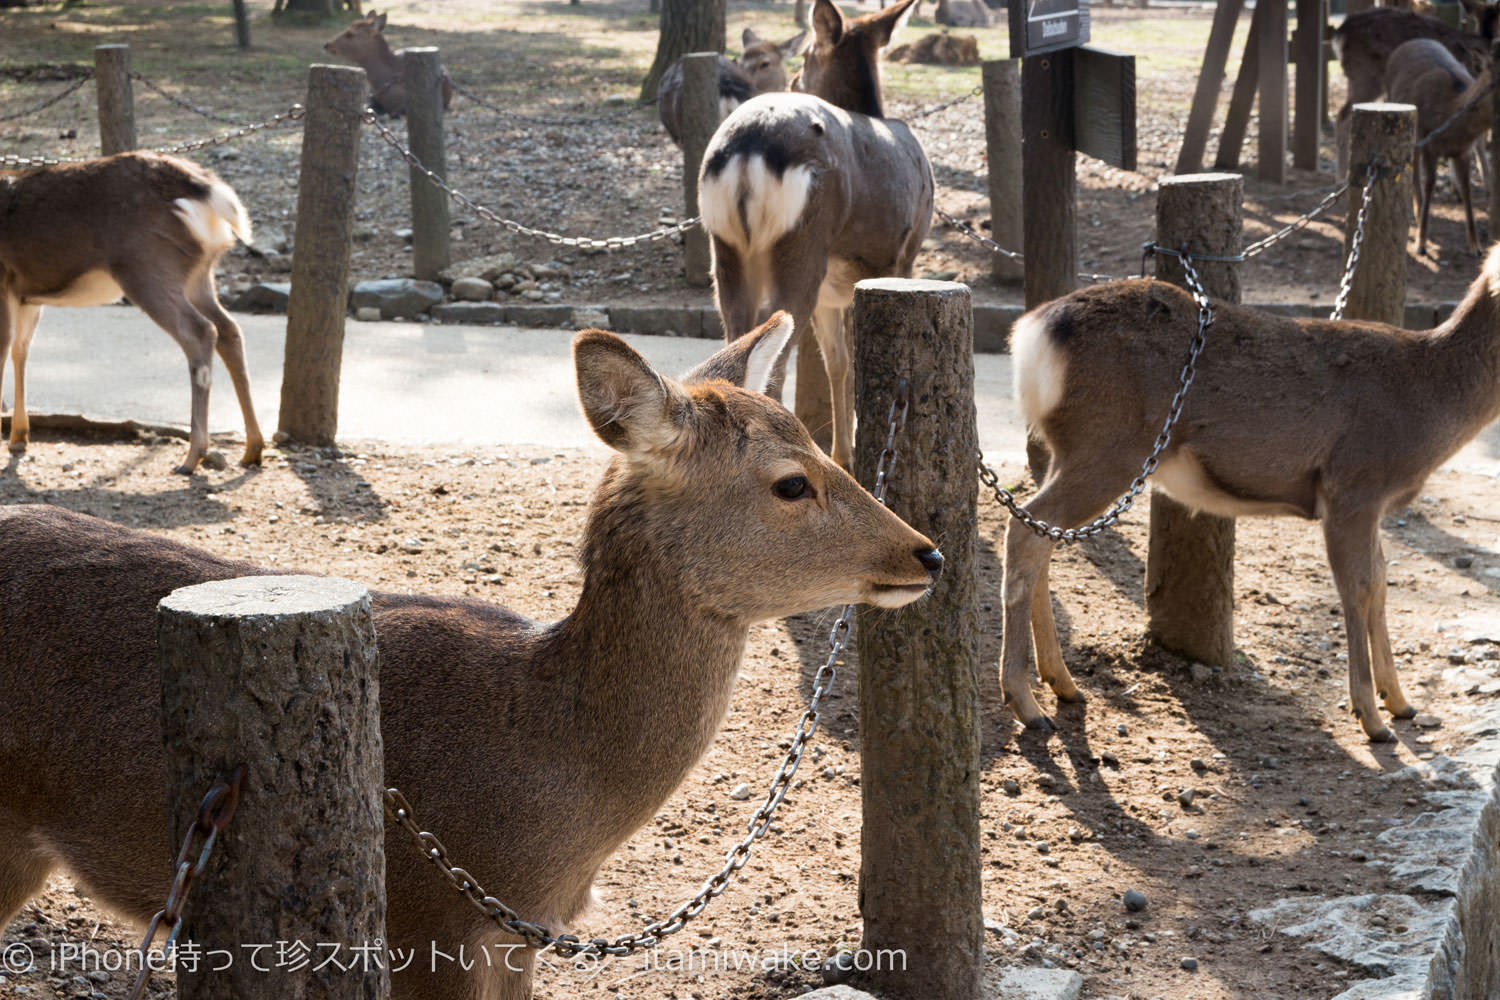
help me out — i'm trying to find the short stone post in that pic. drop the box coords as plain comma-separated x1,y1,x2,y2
853,279,981,1000
982,59,1023,282
403,48,450,281
680,52,719,287
279,65,365,447
1147,173,1242,669
159,575,387,999
94,44,135,155
1343,103,1415,327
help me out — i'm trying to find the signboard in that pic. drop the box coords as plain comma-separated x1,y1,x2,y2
1008,0,1090,58
1073,47,1136,171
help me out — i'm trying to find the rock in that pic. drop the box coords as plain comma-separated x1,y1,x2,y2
991,967,1085,999
1003,777,1022,796
1413,714,1442,729
431,302,505,325
1189,662,1213,683
349,278,444,319
820,950,856,985
1178,787,1196,808
800,986,878,1000
245,225,289,257
1181,956,1199,971
610,305,706,338
729,783,752,801
355,306,383,322
1455,553,1475,569
1123,889,1148,912
571,306,611,329
231,281,291,313
201,450,228,471
451,276,494,302
440,252,520,284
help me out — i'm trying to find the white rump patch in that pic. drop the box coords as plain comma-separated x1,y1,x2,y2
1010,312,1066,426
174,179,251,255
700,156,813,255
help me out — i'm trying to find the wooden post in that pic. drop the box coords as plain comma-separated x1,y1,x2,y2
982,59,1023,282
853,279,981,1000
1147,173,1242,669
1292,0,1323,171
1256,0,1287,183
1021,50,1076,308
680,52,719,287
159,575,387,999
1215,0,1268,171
94,44,135,156
1490,40,1500,234
1343,103,1414,327
231,0,251,49
1176,0,1244,174
404,48,450,281
278,65,365,447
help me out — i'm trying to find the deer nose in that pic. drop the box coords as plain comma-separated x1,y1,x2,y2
917,547,943,582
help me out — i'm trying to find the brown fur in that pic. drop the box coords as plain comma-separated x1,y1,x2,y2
323,10,455,117
0,151,263,475
1003,249,1500,743
889,32,981,66
656,27,806,146
0,315,940,1000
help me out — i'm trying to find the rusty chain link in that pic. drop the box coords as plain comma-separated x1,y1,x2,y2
982,254,1212,542
0,72,92,122
0,105,305,171
129,71,259,126
363,111,699,250
1331,158,1380,322
126,765,247,1000
386,381,911,960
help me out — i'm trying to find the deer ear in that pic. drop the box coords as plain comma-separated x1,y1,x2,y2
574,330,687,455
812,0,845,44
684,312,796,393
372,10,387,29
742,27,762,47
868,0,918,44
780,29,808,56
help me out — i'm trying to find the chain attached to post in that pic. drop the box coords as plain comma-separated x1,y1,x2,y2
386,381,911,961
981,253,1214,542
1330,158,1380,323
126,765,247,1000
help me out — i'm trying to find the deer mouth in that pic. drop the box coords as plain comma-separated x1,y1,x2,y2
865,581,934,608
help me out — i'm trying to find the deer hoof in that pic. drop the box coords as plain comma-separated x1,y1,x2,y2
1390,704,1418,720
7,439,26,454
1367,726,1397,744
1023,714,1057,734
172,461,199,476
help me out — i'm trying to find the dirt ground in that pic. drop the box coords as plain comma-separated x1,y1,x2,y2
4,3,1500,1000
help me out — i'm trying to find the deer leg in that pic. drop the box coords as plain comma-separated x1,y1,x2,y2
1366,542,1416,721
188,270,264,467
118,274,217,475
6,302,41,453
0,823,54,929
1032,556,1082,703
812,303,854,468
1322,508,1397,742
1418,149,1439,257
711,237,761,342
1453,151,1480,255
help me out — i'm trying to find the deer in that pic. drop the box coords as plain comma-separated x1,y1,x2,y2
657,28,806,146
1001,245,1500,745
1385,37,1494,257
0,314,943,1000
323,9,454,118
699,0,934,470
931,0,993,28
1331,0,1499,172
0,150,263,476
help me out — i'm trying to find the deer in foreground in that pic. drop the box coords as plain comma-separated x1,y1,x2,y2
1331,0,1499,172
657,28,806,146
323,9,454,117
1385,37,1494,256
1002,245,1500,744
0,151,263,475
0,314,942,1000
699,0,934,469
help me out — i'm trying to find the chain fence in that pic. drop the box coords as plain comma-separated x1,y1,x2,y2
384,380,910,961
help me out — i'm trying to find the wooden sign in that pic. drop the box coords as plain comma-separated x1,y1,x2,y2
1008,0,1090,58
1073,46,1136,171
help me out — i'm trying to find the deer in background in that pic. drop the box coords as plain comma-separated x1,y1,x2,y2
1002,246,1500,744
0,151,263,475
657,28,806,146
1385,37,1494,256
700,0,933,469
323,9,454,117
0,314,942,1000
1331,0,1499,171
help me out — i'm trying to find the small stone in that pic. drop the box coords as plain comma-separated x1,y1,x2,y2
1027,905,1046,921
1189,662,1213,683
729,783,752,801
1002,777,1021,796
200,450,228,471
450,276,494,301
1181,956,1200,971
1036,840,1050,854
1178,787,1196,808
820,950,855,985
1190,757,1207,772
355,306,383,322
1123,889,1148,912
1117,722,1129,737
1455,553,1475,569
1414,713,1442,729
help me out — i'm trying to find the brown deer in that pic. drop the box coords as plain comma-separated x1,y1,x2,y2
0,314,942,1000
0,151,263,475
323,9,454,117
657,28,807,146
699,0,934,469
1385,37,1494,256
1331,0,1499,171
1002,246,1500,744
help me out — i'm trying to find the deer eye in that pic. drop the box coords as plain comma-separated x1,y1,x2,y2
774,475,813,501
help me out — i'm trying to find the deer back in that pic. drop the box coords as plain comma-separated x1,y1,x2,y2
1385,37,1493,151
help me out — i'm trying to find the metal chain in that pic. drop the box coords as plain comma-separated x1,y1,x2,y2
1239,181,1350,259
1330,159,1380,322
932,206,1122,282
150,104,306,156
129,71,257,126
901,85,983,121
0,152,84,168
448,78,650,126
0,72,92,122
386,381,911,961
126,765,247,1000
981,255,1213,542
363,112,699,249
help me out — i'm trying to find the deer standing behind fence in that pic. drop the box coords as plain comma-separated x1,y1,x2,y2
1331,0,1499,172
699,0,934,469
1385,37,1494,256
0,151,263,475
0,315,942,1000
1001,247,1500,744
657,28,806,146
323,9,454,117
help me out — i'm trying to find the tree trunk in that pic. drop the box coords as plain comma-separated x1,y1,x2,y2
640,0,725,103
279,0,340,16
